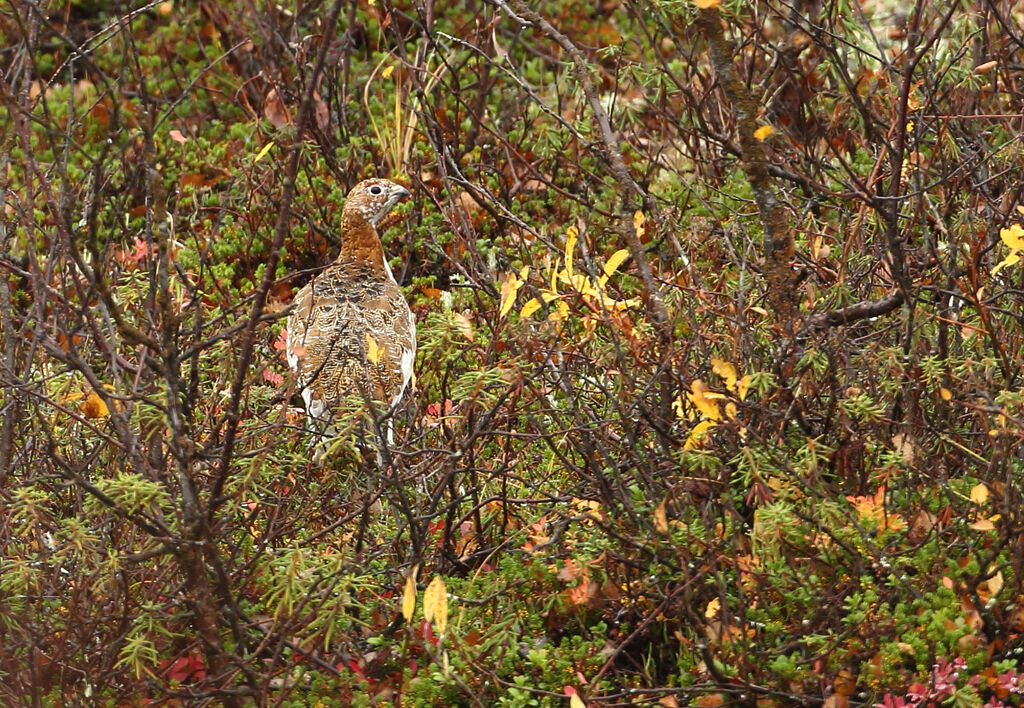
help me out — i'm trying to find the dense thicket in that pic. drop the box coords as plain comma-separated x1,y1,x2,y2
3,1,1024,705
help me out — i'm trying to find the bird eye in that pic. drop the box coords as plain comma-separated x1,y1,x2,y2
369,185,383,195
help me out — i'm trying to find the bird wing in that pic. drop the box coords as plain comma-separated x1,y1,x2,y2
288,267,415,416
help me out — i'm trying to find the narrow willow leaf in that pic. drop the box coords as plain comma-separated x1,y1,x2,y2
736,375,752,401
423,576,448,635
564,226,578,280
402,567,418,623
520,297,542,319
599,249,630,286
254,141,274,162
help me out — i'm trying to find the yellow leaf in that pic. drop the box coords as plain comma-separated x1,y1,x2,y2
82,390,109,419
684,419,717,450
710,358,738,390
564,227,578,281
521,292,561,319
550,300,570,323
724,402,737,420
254,141,274,162
499,267,528,318
653,498,669,534
688,379,721,421
365,333,384,365
705,597,721,618
402,567,418,623
736,375,751,401
599,249,630,287
633,210,646,241
753,125,774,141
381,65,395,79
970,483,989,504
1001,224,1024,250
520,297,542,319
939,387,952,401
992,251,1020,276
423,576,448,635
453,312,474,343
692,0,720,7
569,692,587,708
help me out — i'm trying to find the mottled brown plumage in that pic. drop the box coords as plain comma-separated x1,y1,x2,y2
286,179,414,444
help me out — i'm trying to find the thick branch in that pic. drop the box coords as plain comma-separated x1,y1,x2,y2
804,291,905,329
683,9,799,323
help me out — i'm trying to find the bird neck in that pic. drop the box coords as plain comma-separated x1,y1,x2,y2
337,214,388,275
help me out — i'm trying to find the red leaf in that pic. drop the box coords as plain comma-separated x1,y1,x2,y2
418,619,438,646
347,658,367,682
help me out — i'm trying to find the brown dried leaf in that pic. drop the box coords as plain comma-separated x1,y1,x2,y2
313,90,329,131
653,498,669,534
263,88,291,129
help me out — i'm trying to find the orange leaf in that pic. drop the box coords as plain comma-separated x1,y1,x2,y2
82,390,109,419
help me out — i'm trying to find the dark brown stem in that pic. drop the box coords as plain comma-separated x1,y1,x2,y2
804,291,905,329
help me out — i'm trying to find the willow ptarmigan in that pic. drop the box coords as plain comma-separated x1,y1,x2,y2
286,179,414,447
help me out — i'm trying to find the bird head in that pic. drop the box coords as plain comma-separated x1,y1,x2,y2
343,179,411,226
